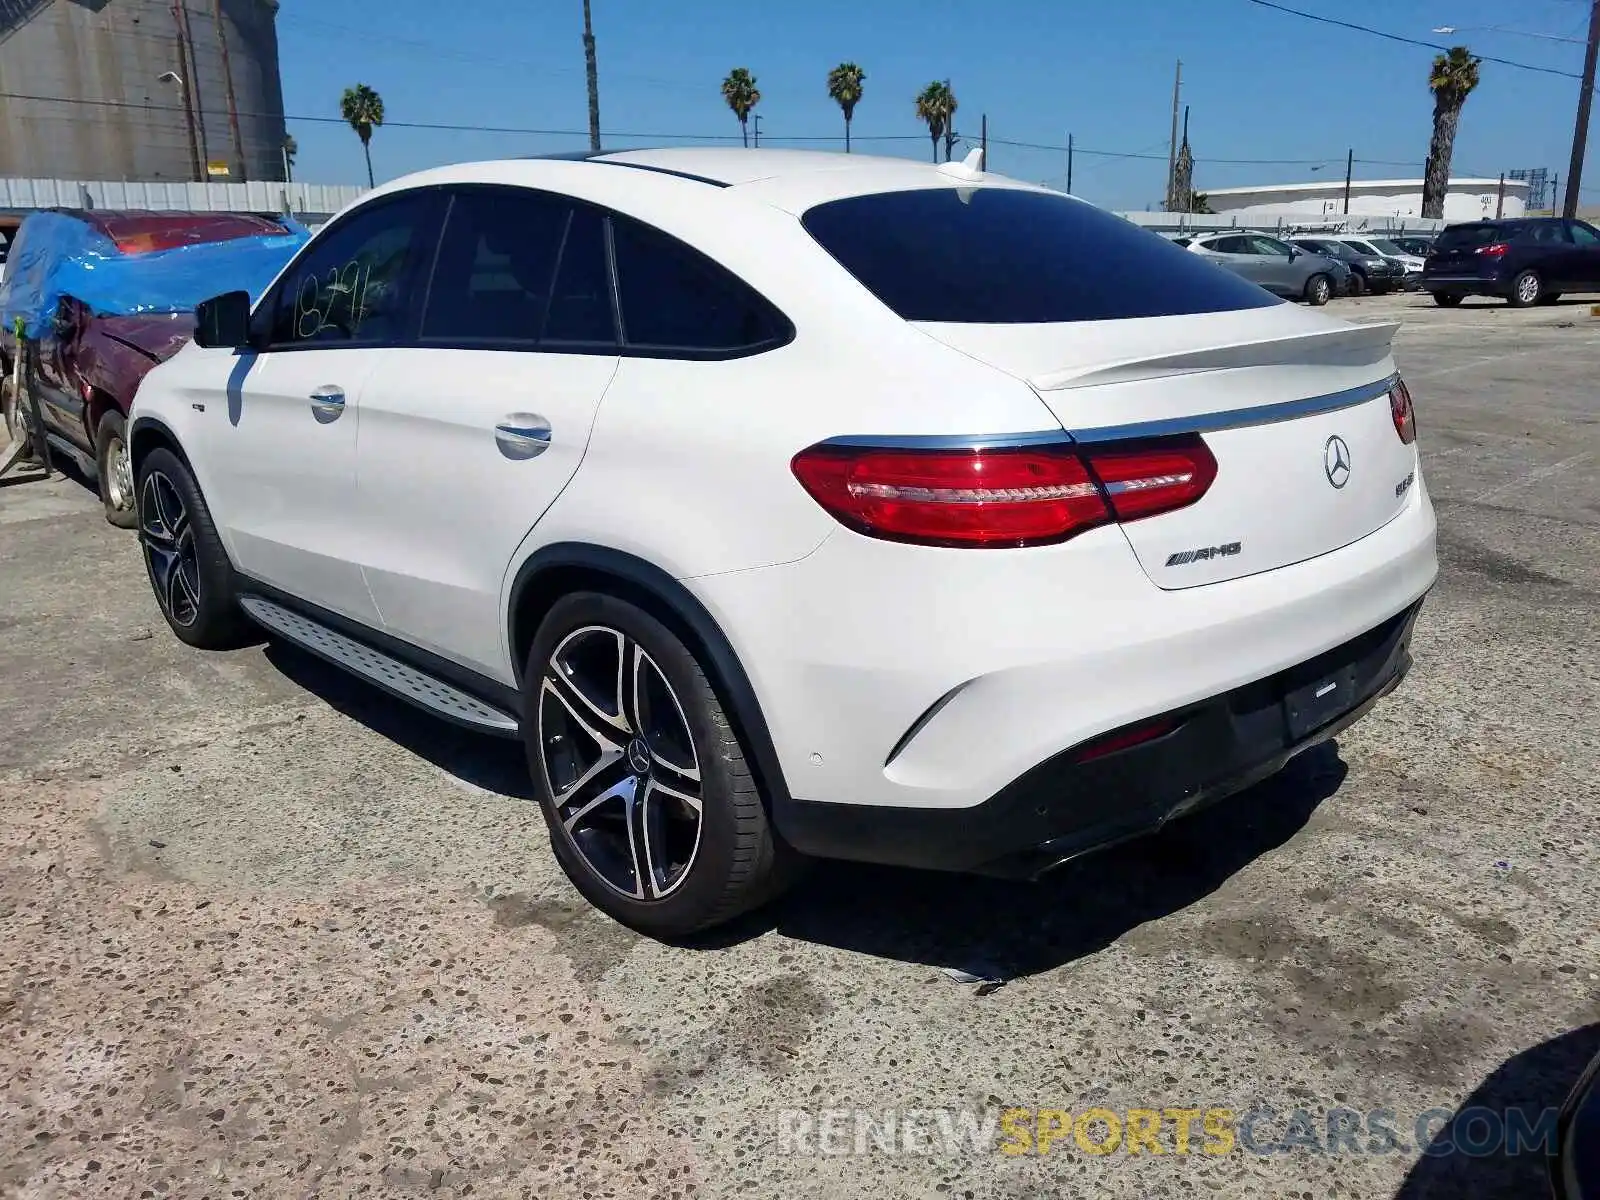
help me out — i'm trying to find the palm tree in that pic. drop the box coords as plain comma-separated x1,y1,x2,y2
1421,47,1481,219
914,81,955,164
282,133,297,183
340,83,385,188
827,62,866,153
582,0,601,153
721,68,760,148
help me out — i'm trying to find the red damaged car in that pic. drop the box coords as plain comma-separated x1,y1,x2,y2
0,210,301,526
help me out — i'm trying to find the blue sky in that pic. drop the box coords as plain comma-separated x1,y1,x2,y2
278,0,1599,210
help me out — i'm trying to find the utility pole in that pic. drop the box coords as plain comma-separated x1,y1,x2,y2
981,113,987,167
1165,59,1182,210
1563,0,1600,217
1552,173,1560,214
1343,148,1353,215
1067,132,1074,194
752,113,762,148
1496,172,1506,218
582,0,601,153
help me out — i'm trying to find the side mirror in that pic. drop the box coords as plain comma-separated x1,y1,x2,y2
1289,246,1301,260
194,290,252,349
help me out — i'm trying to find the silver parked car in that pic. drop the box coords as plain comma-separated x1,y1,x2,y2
1183,231,1339,305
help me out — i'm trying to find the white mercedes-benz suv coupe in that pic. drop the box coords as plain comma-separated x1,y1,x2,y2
130,148,1437,936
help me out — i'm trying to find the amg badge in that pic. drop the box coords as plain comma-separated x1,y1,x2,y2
1166,542,1242,567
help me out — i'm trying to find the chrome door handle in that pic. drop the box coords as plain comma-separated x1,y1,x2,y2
310,386,345,423
495,414,552,460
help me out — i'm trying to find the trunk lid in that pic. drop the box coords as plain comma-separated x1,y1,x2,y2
914,306,1417,588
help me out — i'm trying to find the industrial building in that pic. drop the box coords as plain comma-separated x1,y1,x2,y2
0,0,288,183
1201,178,1530,223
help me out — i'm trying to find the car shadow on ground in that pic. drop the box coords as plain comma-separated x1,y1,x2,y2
259,636,1347,979
263,641,534,800
1393,1022,1599,1199
708,742,1350,979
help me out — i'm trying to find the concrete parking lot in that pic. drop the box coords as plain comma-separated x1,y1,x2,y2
1,290,1596,1199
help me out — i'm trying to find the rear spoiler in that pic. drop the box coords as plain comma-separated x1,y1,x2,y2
1030,321,1401,392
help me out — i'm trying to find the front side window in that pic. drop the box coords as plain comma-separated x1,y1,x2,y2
264,194,436,348
1570,221,1600,247
801,188,1279,324
422,188,568,346
610,214,788,354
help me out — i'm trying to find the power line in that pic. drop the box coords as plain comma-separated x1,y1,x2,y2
1242,0,1584,78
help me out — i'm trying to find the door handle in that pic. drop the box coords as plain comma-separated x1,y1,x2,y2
310,386,345,423
495,414,552,460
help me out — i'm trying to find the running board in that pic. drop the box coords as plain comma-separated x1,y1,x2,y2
238,595,521,736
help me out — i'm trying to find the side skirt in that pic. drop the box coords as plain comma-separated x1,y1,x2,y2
236,588,522,738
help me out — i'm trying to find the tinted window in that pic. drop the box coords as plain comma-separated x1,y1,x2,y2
266,195,434,347
611,215,786,352
803,189,1279,323
1208,236,1250,254
1527,222,1571,245
422,189,566,346
1435,223,1514,251
544,206,616,345
1369,239,1405,255
1570,221,1600,247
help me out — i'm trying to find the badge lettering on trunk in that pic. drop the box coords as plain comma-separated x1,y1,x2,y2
1166,542,1242,567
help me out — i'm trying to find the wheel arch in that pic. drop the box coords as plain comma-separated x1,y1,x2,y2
129,413,192,475
508,543,793,809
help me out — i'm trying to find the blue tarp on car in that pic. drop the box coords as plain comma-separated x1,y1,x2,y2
0,211,308,339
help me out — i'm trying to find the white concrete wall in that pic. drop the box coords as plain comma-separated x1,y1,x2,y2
1207,183,1527,222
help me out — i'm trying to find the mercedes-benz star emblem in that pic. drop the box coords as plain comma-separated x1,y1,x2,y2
1323,435,1352,489
626,739,652,776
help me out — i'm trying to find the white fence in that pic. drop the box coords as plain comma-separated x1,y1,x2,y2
1115,210,1450,238
0,177,366,221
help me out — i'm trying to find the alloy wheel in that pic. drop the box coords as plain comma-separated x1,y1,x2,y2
106,434,134,512
140,470,201,627
1517,274,1540,305
1312,277,1330,304
538,625,704,901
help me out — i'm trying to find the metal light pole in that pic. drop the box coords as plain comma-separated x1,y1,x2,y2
158,69,201,181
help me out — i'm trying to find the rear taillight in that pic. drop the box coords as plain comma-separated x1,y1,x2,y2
1475,242,1510,258
789,436,1216,548
1080,438,1217,522
1389,378,1416,445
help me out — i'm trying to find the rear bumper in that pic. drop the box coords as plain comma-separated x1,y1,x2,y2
772,599,1421,876
1422,272,1509,295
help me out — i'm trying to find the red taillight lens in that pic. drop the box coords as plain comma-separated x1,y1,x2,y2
1072,715,1180,763
789,444,1111,547
1390,378,1416,445
790,435,1218,548
1080,437,1217,522
1475,242,1510,258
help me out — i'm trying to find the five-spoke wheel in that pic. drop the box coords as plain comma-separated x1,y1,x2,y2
525,593,800,937
539,625,705,901
141,468,201,627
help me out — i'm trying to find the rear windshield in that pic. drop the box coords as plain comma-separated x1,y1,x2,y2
800,187,1281,324
1435,224,1514,251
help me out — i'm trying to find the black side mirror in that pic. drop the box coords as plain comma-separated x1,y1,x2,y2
194,290,252,349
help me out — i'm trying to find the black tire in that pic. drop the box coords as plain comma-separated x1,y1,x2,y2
1432,292,1464,308
134,446,254,649
524,591,803,938
1346,272,1366,297
1538,292,1563,306
1303,273,1332,306
1508,269,1543,308
93,410,138,529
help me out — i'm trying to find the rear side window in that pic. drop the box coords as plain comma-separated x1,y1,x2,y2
422,189,568,346
1435,224,1512,251
800,188,1279,324
610,215,790,354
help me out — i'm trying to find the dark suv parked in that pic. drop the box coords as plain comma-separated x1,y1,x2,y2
1422,217,1600,307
